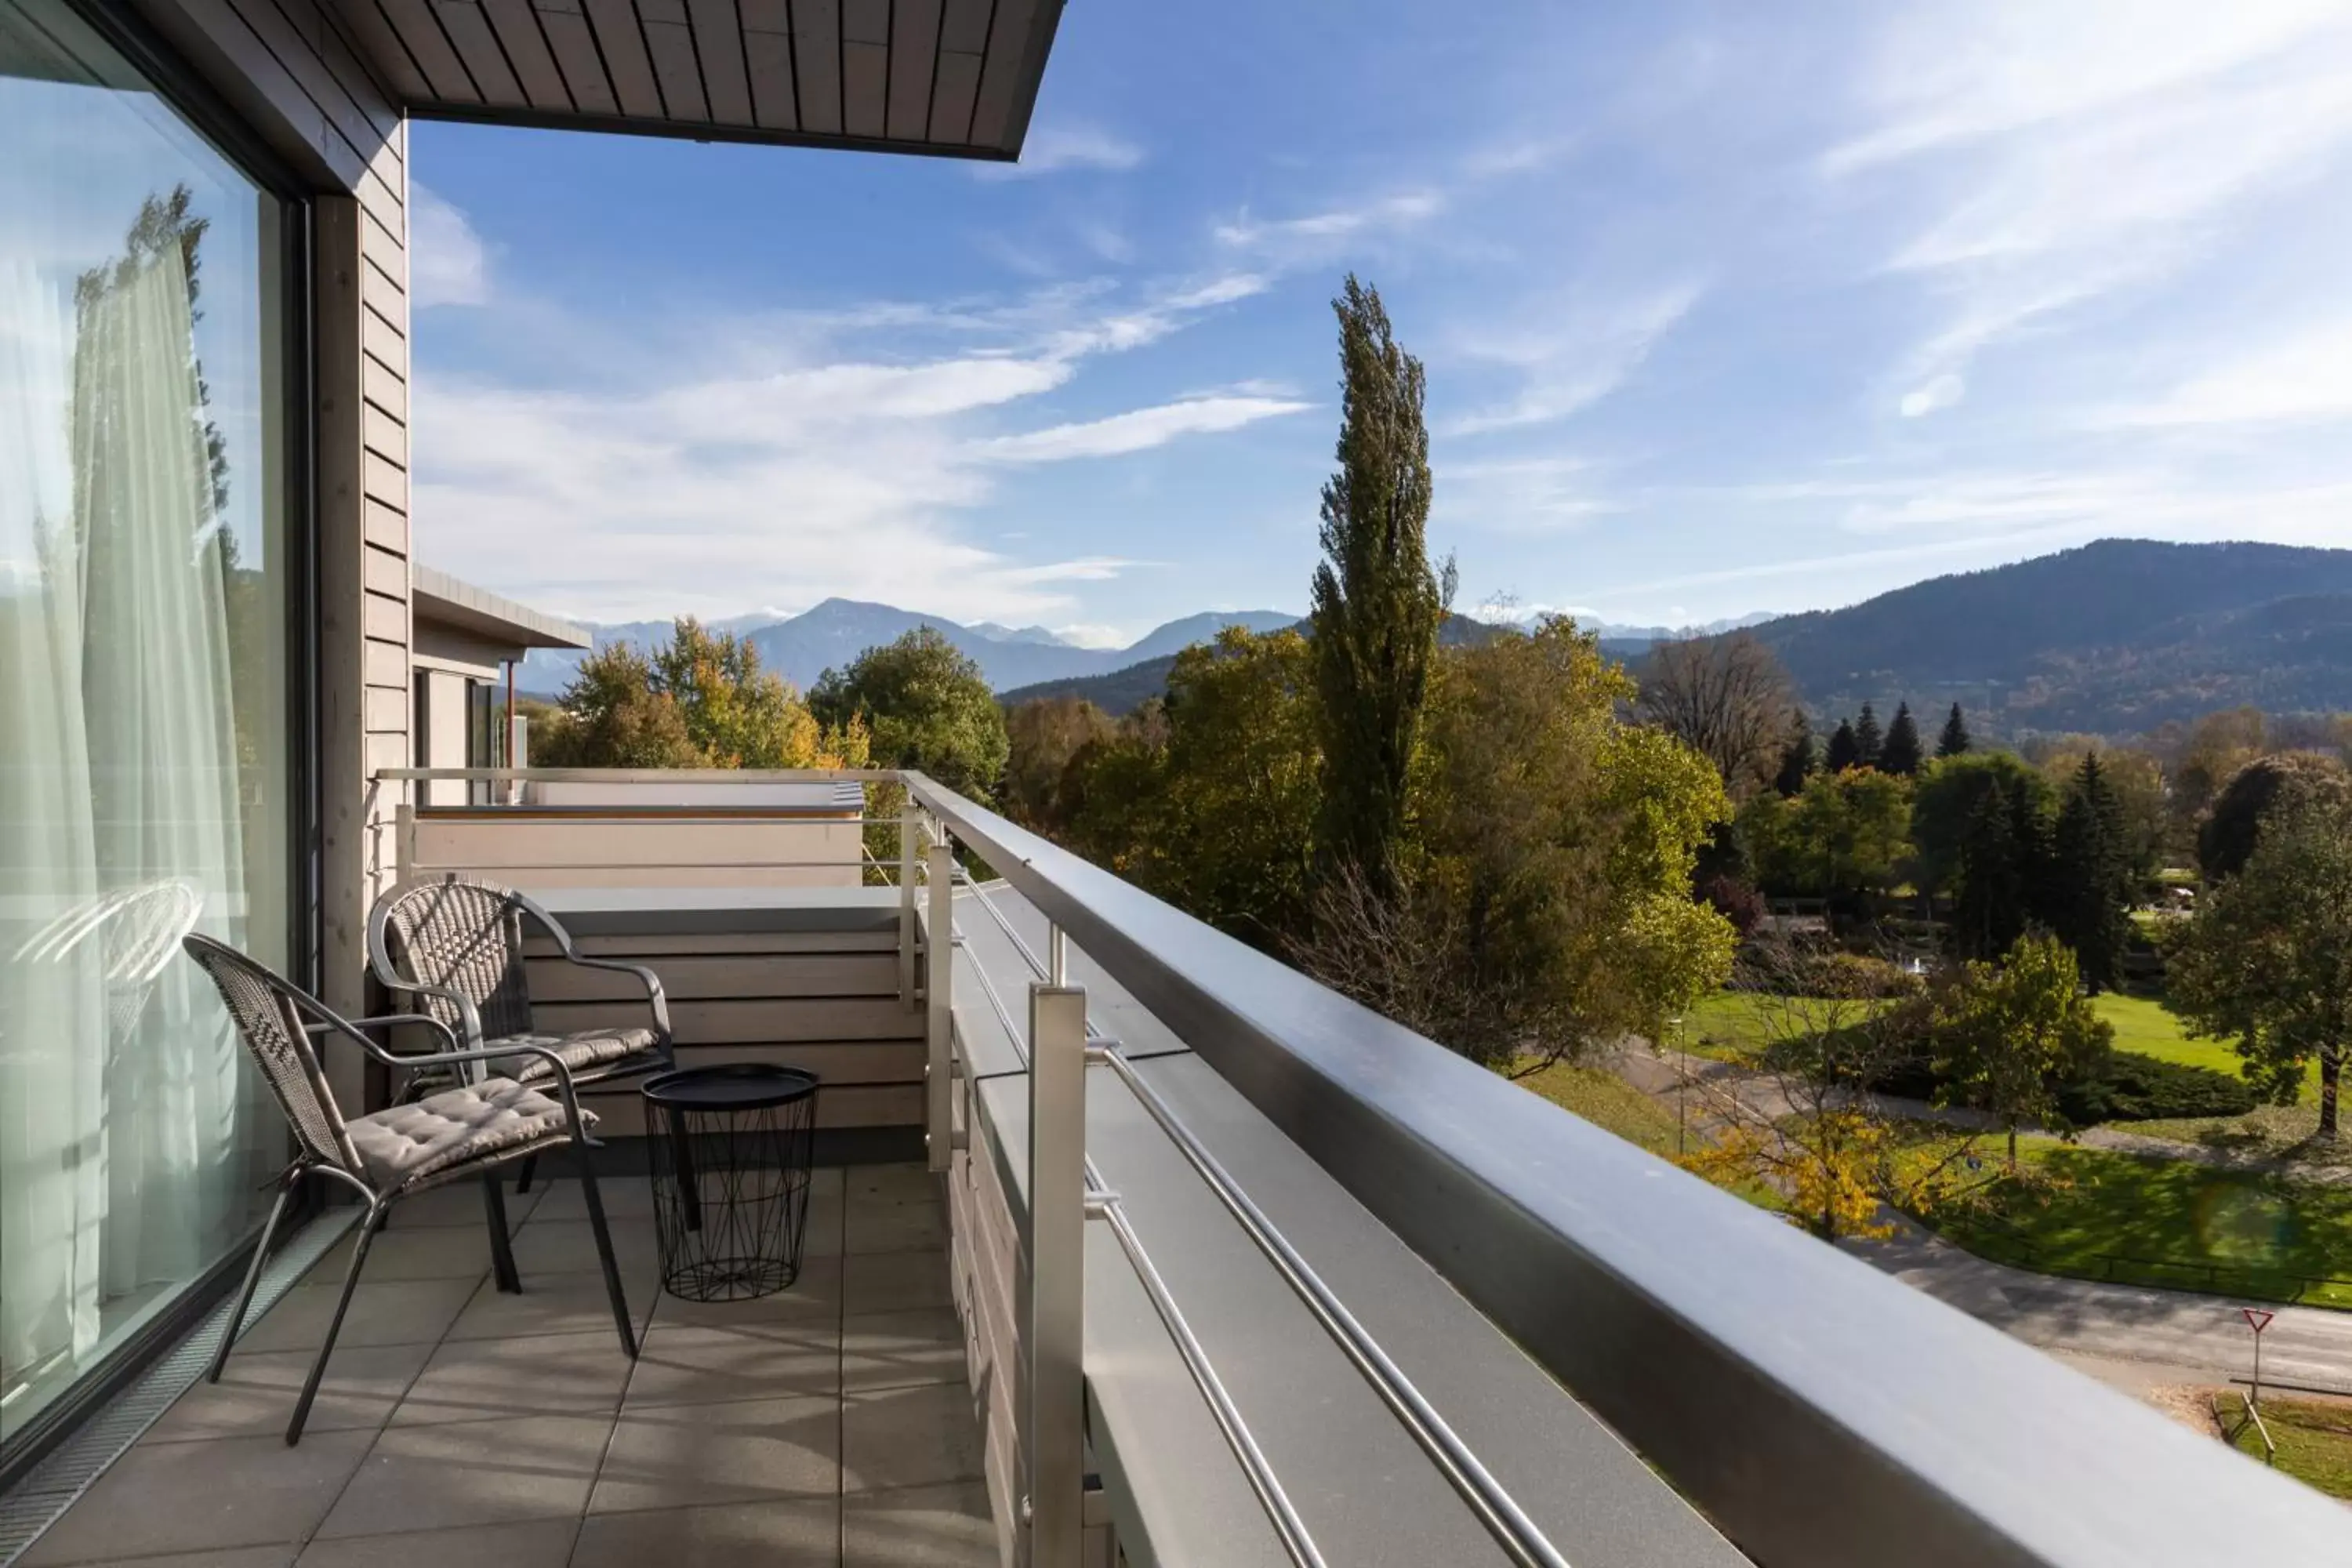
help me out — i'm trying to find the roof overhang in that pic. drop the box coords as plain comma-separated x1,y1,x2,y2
328,0,1065,158
412,564,593,650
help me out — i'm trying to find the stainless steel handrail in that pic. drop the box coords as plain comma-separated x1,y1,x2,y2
895,770,2352,1567
953,866,1563,1568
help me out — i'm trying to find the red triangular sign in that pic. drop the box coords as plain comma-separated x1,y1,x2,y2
2243,1308,2274,1332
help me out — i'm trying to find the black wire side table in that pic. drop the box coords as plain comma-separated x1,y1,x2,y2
641,1064,819,1301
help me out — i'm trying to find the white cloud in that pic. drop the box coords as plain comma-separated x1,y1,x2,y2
975,123,1145,180
1446,282,1702,434
1050,622,1132,649
2107,316,2352,427
1898,374,1965,419
1214,191,1445,252
409,184,490,309
975,394,1312,463
1436,456,1617,534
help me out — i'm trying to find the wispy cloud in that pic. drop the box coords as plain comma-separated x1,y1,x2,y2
1213,191,1446,252
976,394,1313,463
1435,456,1617,533
2103,315,2352,428
975,123,1145,180
1445,282,1702,434
409,184,491,308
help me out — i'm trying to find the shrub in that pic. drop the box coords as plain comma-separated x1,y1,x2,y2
2056,1051,2259,1123
1697,874,1765,938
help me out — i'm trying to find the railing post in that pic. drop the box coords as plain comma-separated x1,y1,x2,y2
899,799,920,1011
925,829,953,1174
394,799,416,884
1048,922,1067,987
1026,983,1087,1568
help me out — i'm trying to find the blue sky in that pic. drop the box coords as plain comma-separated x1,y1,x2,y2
410,0,2352,645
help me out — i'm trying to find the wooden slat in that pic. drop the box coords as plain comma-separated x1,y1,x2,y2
366,730,410,776
538,929,901,957
686,0,753,124
363,448,408,510
364,637,408,688
479,0,572,107
886,0,938,140
361,400,405,464
965,0,1031,148
532,996,920,1043
361,353,407,419
223,0,390,179
581,1082,920,1135
362,542,408,597
937,0,985,53
361,206,407,286
360,254,403,325
841,38,884,136
146,0,362,187
527,951,902,1001
790,0,840,132
327,0,434,110
361,307,404,375
662,1040,927,1083
641,17,709,118
532,2,618,113
581,0,662,114
926,45,977,143
432,0,528,105
363,590,408,643
365,683,408,732
364,495,408,553
319,10,409,143
742,24,795,127
376,0,481,100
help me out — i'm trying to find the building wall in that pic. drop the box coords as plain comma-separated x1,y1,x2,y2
126,0,410,1103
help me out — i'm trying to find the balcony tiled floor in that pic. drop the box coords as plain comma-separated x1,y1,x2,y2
22,1164,993,1568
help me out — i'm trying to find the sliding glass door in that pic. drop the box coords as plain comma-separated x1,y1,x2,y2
0,0,296,1450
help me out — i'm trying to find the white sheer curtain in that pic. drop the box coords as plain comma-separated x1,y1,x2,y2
0,235,255,1395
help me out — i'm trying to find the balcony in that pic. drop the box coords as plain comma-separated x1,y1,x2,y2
13,767,2349,1568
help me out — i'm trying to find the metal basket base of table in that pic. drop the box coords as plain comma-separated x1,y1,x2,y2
641,1065,819,1303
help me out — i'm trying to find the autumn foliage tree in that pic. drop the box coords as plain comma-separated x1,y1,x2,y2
537,620,866,771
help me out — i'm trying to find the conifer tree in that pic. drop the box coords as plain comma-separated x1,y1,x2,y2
1308,275,1452,887
1824,717,1861,773
1878,702,1923,776
1936,702,1971,758
1853,702,1885,767
2048,751,2133,992
1773,713,1815,797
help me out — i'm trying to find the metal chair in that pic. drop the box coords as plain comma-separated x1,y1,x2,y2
367,875,673,1189
15,877,205,1038
181,933,637,1445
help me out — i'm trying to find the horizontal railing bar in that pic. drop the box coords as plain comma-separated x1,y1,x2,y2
378,767,902,782
399,861,888,871
891,768,2351,1566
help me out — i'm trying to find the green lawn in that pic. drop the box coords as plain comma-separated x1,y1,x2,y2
1511,1060,1689,1159
2216,1394,2352,1501
1678,991,1891,1062
1938,1145,2352,1308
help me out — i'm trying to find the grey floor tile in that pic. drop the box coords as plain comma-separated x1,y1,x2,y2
650,1255,843,1327
841,1250,951,1315
381,1181,540,1229
840,1310,965,1394
18,1430,373,1565
315,1414,615,1539
591,1396,838,1515
31,1548,296,1568
304,1224,498,1284
569,1499,837,1568
444,1269,652,1344
391,1332,634,1425
508,1220,661,1278
234,1277,480,1355
844,1164,938,1210
622,1322,838,1407
796,1189,846,1260
143,1344,434,1444
844,1202,945,1257
844,1482,996,1567
840,1384,984,1496
293,1517,577,1568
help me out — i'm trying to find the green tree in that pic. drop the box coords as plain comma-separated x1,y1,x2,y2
1910,751,2050,905
1784,766,1912,902
1308,275,1453,887
1933,933,2114,1168
2038,741,2169,888
534,643,702,769
1937,702,1971,758
2046,751,2134,992
811,626,1008,802
1773,712,1815,797
1878,702,1924,776
2169,800,2352,1140
1002,695,1116,833
2196,751,2352,881
1824,717,1862,773
538,622,866,771
1853,702,1885,768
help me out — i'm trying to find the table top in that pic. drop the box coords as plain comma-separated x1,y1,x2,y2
641,1063,819,1111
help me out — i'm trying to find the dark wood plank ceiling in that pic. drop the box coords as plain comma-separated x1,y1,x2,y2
327,0,1062,157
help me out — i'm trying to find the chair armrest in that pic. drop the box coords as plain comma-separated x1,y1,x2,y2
508,890,673,1048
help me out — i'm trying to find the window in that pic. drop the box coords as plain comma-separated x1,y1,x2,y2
0,0,295,1448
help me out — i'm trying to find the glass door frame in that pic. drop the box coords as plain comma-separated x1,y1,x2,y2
0,0,323,1486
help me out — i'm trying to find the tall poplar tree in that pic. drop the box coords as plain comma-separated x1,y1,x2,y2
1308,275,1452,884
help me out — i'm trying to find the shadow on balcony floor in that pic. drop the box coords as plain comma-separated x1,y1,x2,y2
18,1164,990,1568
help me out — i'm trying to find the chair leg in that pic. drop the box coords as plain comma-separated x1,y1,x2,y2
209,1178,296,1385
482,1174,521,1294
575,1147,637,1360
287,1205,387,1445
514,1152,538,1195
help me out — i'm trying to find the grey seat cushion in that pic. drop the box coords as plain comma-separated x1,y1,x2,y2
347,1080,592,1191
484,1026,658,1083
